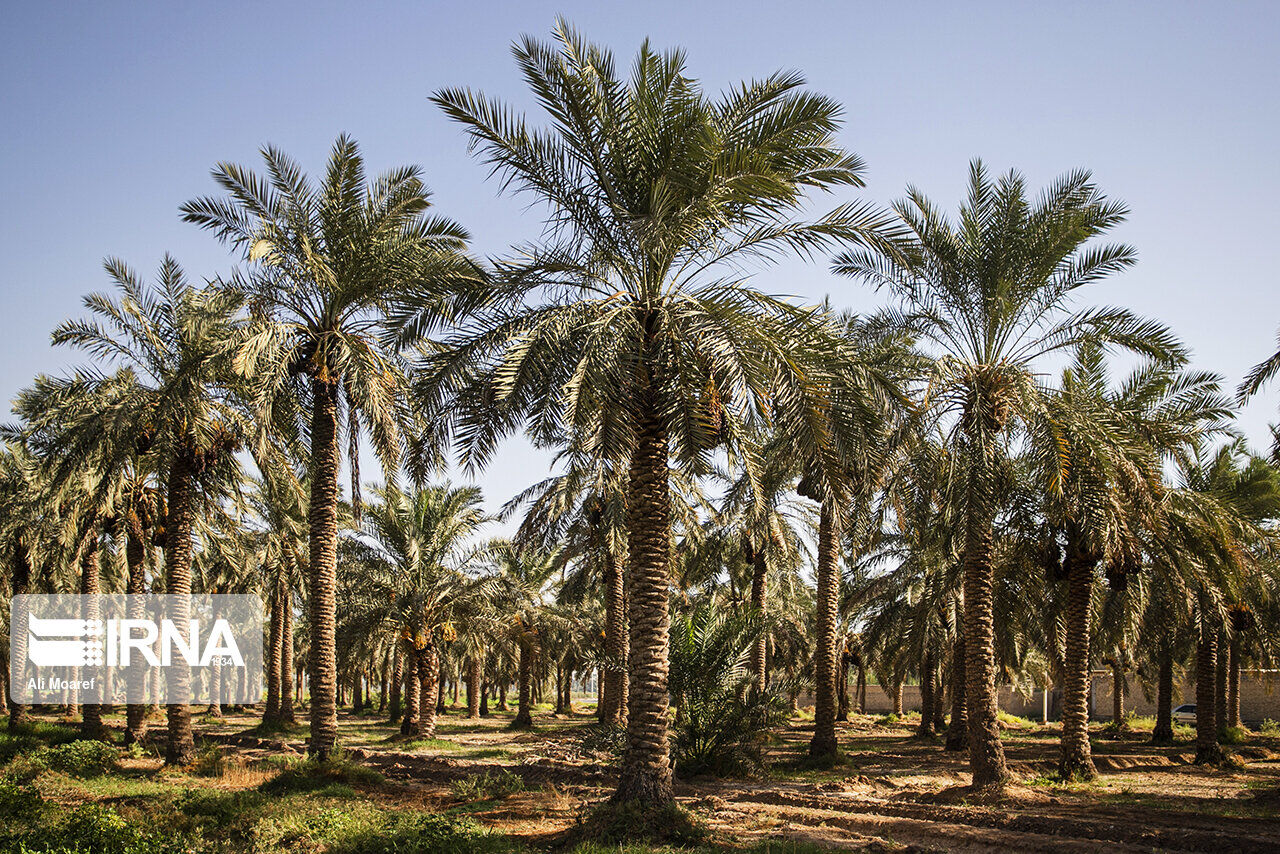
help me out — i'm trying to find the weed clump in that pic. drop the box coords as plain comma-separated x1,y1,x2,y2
450,768,526,801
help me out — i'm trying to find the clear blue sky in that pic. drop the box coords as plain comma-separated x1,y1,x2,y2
3,0,1278,517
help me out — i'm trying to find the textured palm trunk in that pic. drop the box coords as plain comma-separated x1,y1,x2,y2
750,544,768,693
1214,626,1228,738
264,568,285,724
945,629,966,752
467,656,481,719
857,664,867,715
613,390,674,808
1111,660,1125,728
123,516,149,744
400,650,420,735
388,647,403,723
79,524,105,740
352,670,363,712
1059,553,1097,779
917,649,936,738
808,501,841,760
279,580,295,724
379,649,389,714
417,645,439,738
1152,651,1174,743
933,675,947,732
498,681,507,711
961,462,1010,789
836,653,850,722
513,637,534,728
307,375,341,760
164,451,197,765
1194,606,1221,764
8,544,31,730
892,679,904,716
601,548,628,727
1227,634,1241,729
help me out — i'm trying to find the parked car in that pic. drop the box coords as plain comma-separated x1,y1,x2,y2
1172,704,1197,724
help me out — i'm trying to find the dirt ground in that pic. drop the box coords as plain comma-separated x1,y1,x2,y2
184,704,1280,853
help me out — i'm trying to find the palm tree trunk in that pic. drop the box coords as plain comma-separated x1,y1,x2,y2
945,629,966,751
498,681,507,711
1059,552,1097,779
379,649,388,714
400,650,419,735
1227,633,1241,729
809,500,840,760
79,523,105,741
836,652,849,722
893,678,903,716
8,544,32,730
467,656,481,719
1151,651,1174,743
279,581,295,724
264,568,284,724
1194,605,1221,764
513,638,534,728
857,663,867,715
306,375,341,761
123,514,149,744
352,669,363,712
388,647,403,723
750,543,768,692
918,649,936,738
613,391,674,808
1111,659,1125,728
1214,626,1228,739
962,457,1010,789
164,451,197,765
601,548,628,726
417,645,439,738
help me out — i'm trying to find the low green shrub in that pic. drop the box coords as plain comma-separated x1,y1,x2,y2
40,740,118,778
0,779,43,822
1221,725,1251,745
4,803,191,854
1258,718,1280,736
449,768,525,802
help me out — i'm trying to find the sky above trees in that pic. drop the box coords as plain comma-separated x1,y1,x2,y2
3,0,1277,518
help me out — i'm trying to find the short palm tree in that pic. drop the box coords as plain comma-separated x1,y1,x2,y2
835,162,1184,788
341,482,490,739
421,21,892,809
181,136,474,759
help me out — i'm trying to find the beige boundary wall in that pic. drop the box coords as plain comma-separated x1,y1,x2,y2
798,670,1280,725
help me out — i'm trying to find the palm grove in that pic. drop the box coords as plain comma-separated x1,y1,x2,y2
4,22,1280,818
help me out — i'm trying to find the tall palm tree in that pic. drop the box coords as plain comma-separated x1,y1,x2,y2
421,21,891,809
181,135,474,760
835,162,1183,789
13,257,248,763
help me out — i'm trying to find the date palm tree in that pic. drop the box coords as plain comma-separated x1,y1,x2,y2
12,257,248,762
421,21,893,809
835,162,1184,789
181,135,475,759
340,482,490,739
1027,345,1231,778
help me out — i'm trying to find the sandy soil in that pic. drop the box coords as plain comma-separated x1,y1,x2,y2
192,707,1280,852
